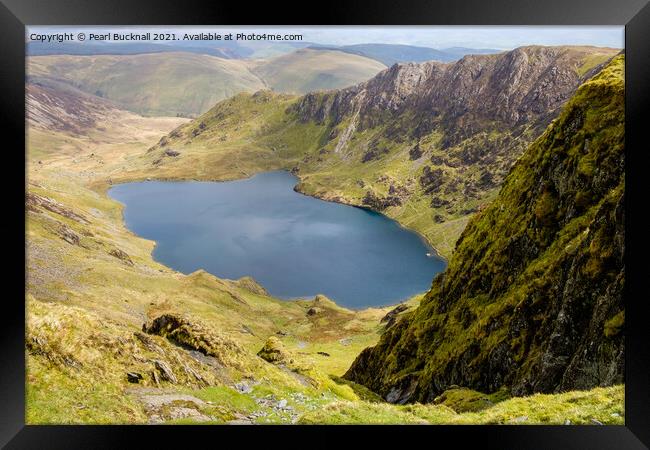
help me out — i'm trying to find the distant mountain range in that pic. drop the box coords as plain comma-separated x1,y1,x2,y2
27,49,386,117
28,40,500,64
308,43,501,65
27,40,254,58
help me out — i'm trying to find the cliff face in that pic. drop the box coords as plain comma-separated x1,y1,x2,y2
294,46,614,142
343,55,625,403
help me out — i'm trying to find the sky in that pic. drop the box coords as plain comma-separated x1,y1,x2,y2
27,26,624,50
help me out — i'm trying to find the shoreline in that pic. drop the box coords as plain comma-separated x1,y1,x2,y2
103,168,445,312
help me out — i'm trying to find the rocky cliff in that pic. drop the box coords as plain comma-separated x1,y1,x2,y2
294,45,616,151
343,54,625,403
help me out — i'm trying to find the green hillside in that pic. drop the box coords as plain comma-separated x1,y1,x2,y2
28,49,386,117
249,49,386,93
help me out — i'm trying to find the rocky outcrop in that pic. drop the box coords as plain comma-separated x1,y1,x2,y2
257,336,291,365
344,55,625,403
380,304,410,329
143,314,248,370
109,248,134,265
27,192,90,224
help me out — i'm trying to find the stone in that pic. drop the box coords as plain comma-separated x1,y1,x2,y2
126,372,143,383
306,307,322,316
509,416,529,424
153,360,177,384
109,248,134,265
257,336,290,364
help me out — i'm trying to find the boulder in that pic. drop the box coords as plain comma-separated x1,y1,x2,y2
127,372,143,383
153,360,177,384
257,336,290,364
306,307,322,316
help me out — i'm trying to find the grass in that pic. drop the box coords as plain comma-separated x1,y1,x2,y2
299,385,624,425
250,48,386,94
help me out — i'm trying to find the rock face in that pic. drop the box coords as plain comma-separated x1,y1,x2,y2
295,46,612,134
344,55,625,403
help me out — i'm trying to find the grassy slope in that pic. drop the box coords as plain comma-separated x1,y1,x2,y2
249,49,386,93
300,385,624,424
28,49,386,117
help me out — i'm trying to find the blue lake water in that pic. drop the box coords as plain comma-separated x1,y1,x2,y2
108,171,446,308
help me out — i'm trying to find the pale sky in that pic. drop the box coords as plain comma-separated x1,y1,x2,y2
27,26,624,50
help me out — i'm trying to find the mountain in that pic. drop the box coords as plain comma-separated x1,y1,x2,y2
27,81,120,135
28,50,386,117
26,80,189,164
28,52,268,118
343,54,625,403
310,44,501,65
141,45,619,258
249,48,386,94
26,41,246,58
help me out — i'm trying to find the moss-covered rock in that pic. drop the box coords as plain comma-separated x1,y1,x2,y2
432,387,509,413
143,314,249,370
257,337,291,365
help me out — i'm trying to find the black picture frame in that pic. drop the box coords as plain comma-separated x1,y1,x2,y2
3,0,649,448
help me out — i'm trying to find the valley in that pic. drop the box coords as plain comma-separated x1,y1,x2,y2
25,42,625,425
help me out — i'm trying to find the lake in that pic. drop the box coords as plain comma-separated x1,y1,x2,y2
108,171,446,308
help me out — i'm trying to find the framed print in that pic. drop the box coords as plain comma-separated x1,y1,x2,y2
2,0,649,447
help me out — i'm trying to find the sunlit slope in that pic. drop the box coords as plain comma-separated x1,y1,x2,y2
249,49,386,94
28,49,386,117
28,52,266,117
